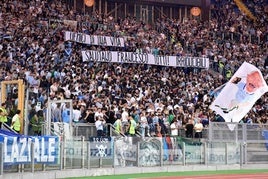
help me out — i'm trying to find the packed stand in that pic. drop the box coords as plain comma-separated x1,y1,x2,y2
0,0,267,138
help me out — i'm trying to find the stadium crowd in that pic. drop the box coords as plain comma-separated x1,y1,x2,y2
0,0,267,137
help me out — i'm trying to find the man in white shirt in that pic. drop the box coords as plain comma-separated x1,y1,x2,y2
170,119,179,136
139,110,150,137
73,106,81,123
194,119,204,139
95,116,106,137
121,108,129,133
94,107,103,121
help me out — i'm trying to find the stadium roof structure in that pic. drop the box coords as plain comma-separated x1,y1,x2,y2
106,0,203,6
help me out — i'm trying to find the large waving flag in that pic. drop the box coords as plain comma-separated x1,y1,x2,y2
210,62,268,123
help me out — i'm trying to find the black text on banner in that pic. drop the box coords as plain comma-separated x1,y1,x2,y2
82,50,209,68
65,31,125,47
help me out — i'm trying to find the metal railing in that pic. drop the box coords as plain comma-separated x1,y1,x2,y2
208,122,268,165
2,135,267,175
71,123,209,140
72,123,126,139
1,123,18,134
0,122,268,176
208,122,268,143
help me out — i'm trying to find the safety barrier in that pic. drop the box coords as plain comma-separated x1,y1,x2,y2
209,122,268,164
0,134,268,176
1,122,268,178
71,123,209,139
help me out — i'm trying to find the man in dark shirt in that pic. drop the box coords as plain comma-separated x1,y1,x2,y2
185,119,194,138
83,107,95,123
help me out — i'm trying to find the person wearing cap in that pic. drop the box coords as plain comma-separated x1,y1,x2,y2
0,103,8,128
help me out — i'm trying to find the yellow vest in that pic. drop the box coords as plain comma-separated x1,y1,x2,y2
12,114,20,132
114,120,121,134
226,70,232,79
0,108,8,123
219,61,224,68
129,119,136,135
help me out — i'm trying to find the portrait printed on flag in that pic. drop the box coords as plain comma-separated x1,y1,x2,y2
210,62,268,123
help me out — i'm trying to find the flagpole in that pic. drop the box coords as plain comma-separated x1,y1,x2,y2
74,0,77,12
83,0,85,15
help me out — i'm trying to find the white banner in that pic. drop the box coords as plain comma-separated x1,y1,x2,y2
210,62,268,123
81,50,209,68
65,31,125,47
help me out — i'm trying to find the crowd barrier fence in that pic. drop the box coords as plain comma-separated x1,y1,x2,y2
1,122,268,177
